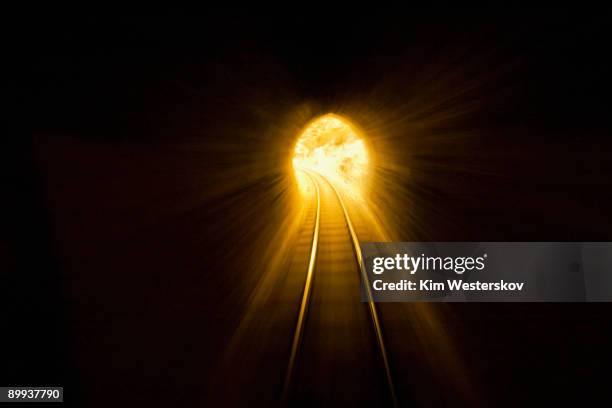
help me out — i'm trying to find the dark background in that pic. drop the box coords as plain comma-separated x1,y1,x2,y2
9,8,612,406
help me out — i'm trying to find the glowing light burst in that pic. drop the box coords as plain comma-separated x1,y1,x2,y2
292,114,369,196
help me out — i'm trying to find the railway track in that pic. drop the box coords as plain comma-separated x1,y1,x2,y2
283,168,397,407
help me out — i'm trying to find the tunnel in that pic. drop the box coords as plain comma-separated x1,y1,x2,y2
23,11,612,408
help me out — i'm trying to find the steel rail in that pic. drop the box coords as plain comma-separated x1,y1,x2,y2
282,169,321,402
283,168,397,407
316,171,398,408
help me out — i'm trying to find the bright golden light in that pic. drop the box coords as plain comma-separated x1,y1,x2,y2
293,114,368,196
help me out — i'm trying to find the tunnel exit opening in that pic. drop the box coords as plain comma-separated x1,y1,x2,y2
292,113,369,197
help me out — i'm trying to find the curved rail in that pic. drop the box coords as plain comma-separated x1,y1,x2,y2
317,172,398,408
283,168,396,407
282,169,321,401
